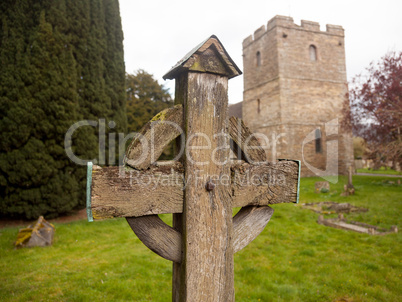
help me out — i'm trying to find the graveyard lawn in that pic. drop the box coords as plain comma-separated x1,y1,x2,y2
0,175,401,301
356,167,402,175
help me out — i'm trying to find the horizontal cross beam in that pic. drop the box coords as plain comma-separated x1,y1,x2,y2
87,160,299,220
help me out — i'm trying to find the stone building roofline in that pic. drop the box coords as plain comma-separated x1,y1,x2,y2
243,15,344,48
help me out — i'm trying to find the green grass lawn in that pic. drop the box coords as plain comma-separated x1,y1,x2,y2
357,167,402,175
0,175,401,301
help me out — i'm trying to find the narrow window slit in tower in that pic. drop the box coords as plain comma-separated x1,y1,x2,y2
256,51,261,67
309,45,317,61
315,128,322,153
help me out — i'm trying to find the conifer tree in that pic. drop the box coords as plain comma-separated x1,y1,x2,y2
0,0,126,219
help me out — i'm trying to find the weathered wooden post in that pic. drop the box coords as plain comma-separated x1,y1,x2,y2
87,36,300,301
164,36,237,301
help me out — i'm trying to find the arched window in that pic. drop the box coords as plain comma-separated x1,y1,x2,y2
256,51,261,67
315,128,322,153
309,45,317,61
257,99,261,114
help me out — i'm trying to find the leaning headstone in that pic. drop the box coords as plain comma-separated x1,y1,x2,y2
315,181,330,193
15,216,55,248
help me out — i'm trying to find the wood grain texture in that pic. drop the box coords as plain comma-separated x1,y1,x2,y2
184,37,241,79
126,215,182,263
90,160,298,219
231,160,299,207
181,72,234,301
125,206,275,263
172,78,185,302
90,162,184,220
124,206,274,264
90,35,301,302
228,116,267,163
124,107,266,170
172,213,183,299
125,105,183,170
233,206,274,253
163,36,241,80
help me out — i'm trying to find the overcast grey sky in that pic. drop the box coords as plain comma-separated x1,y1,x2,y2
119,0,402,104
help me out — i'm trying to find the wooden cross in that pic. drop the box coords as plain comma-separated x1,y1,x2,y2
87,36,300,301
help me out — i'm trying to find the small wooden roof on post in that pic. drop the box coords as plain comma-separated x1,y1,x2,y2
164,34,241,302
86,34,300,302
163,35,242,80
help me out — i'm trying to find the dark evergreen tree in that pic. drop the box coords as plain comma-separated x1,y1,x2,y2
0,0,126,219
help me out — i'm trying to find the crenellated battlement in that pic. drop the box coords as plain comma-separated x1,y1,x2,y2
241,15,352,177
243,15,344,48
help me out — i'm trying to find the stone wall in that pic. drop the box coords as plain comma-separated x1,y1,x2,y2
242,15,354,177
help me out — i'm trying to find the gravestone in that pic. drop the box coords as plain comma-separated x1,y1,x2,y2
15,216,55,248
315,181,330,193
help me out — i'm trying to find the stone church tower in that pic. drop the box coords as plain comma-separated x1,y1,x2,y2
241,15,353,177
